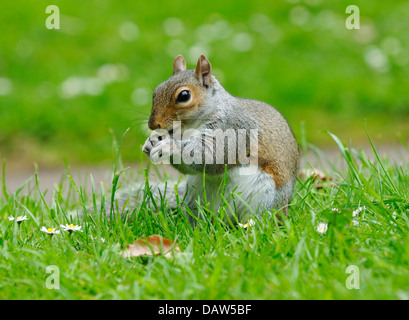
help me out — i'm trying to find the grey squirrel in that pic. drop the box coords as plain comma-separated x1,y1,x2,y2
141,55,299,225
74,54,299,226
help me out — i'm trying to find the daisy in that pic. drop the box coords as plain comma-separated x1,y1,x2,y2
238,218,256,229
8,215,28,223
60,224,82,233
352,206,366,217
316,222,328,234
40,227,61,235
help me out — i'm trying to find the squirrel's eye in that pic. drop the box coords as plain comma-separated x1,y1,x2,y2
176,90,191,103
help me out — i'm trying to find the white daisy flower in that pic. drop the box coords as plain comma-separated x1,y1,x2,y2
60,224,82,233
238,218,256,229
40,227,61,235
316,222,328,234
8,215,28,223
352,219,359,226
352,206,366,217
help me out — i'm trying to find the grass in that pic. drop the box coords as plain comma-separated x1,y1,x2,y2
0,132,409,300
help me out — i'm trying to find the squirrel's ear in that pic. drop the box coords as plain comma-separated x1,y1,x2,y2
195,54,212,87
173,55,186,74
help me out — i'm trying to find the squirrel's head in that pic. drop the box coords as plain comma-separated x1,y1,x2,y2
148,54,213,132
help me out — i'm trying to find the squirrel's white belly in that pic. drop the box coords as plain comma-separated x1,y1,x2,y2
184,165,277,222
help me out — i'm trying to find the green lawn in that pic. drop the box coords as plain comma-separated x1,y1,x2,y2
1,133,409,299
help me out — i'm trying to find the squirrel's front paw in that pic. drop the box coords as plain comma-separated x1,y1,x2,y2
150,138,173,164
142,134,172,164
142,133,165,156
142,134,157,157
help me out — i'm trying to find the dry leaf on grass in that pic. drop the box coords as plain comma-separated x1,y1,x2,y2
120,235,181,258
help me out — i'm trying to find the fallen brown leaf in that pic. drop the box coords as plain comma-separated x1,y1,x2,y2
120,235,181,258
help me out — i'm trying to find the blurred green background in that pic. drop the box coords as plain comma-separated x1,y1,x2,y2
0,0,408,168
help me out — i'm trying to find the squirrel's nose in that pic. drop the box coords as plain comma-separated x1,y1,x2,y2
148,117,161,130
